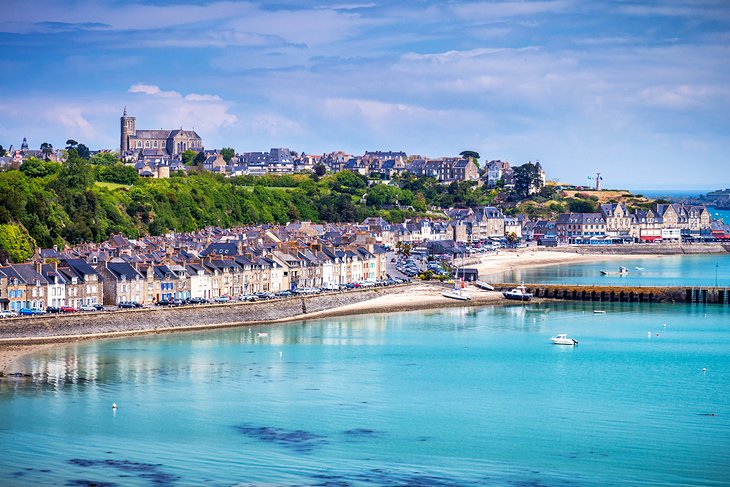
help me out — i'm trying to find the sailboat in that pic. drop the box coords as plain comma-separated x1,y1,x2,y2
442,252,471,300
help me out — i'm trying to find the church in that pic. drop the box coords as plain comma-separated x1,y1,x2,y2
120,108,203,156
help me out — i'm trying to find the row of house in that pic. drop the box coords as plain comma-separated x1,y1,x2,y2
0,239,388,309
553,203,713,243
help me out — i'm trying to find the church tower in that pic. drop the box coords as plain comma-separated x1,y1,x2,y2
120,107,136,153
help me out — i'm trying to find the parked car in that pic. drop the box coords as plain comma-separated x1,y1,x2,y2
275,290,292,298
20,307,46,316
0,310,19,318
187,297,209,305
46,306,61,314
118,301,142,309
92,303,104,311
78,304,97,312
256,292,275,300
155,299,178,306
60,306,77,313
214,295,232,303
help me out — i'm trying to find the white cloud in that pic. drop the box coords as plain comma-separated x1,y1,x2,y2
129,84,180,98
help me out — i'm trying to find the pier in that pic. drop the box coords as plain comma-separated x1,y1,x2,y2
491,283,730,305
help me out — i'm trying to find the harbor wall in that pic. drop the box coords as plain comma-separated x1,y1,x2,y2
0,289,384,343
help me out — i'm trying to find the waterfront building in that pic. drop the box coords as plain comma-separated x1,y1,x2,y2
556,213,607,243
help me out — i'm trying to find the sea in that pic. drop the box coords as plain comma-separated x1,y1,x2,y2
2,266,730,486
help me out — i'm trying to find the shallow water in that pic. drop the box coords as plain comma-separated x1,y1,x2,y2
1,302,729,486
491,253,730,288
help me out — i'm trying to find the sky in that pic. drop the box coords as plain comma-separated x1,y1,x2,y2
0,0,728,189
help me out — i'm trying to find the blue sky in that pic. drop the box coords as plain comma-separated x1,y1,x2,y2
1,0,728,189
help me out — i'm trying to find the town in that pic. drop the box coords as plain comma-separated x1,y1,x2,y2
1,110,729,315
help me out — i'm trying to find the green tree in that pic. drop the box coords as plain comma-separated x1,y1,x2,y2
58,149,93,191
513,162,542,199
76,143,90,159
0,145,6,157
220,147,235,163
314,163,327,177
568,198,597,213
65,139,78,150
459,150,480,168
20,157,61,178
0,223,36,263
194,151,207,166
90,152,118,166
181,150,198,166
40,142,54,160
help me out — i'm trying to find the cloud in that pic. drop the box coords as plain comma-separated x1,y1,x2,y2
129,84,180,98
451,0,574,19
127,84,238,138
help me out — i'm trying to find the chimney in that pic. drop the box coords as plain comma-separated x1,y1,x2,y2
35,260,42,274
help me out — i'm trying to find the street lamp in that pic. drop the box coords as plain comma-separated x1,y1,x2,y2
716,262,719,287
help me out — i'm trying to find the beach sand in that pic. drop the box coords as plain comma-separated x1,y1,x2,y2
0,249,657,374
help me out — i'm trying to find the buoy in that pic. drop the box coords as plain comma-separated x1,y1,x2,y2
112,402,117,409
279,351,283,357
663,323,667,328
647,332,651,337
702,368,707,372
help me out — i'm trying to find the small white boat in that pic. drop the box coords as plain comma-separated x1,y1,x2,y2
502,284,532,301
593,310,606,314
634,267,644,271
601,266,629,276
550,334,578,346
256,332,269,337
442,289,471,301
525,307,550,314
474,280,495,291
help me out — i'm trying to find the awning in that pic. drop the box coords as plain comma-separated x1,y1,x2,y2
640,235,661,241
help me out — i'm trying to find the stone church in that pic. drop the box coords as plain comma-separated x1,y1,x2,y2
120,108,203,156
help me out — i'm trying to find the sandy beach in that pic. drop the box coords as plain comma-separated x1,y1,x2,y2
0,249,659,375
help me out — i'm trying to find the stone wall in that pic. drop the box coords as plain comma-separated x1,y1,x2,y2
0,289,384,342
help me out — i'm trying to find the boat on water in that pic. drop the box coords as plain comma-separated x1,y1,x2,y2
601,266,629,276
442,288,471,301
525,307,550,314
474,280,495,291
502,284,533,301
593,310,606,314
550,334,578,346
635,267,644,271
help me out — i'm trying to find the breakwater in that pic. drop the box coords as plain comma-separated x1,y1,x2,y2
544,243,730,255
492,283,730,305
0,289,385,343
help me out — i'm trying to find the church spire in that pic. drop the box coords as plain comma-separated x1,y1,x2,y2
123,106,127,117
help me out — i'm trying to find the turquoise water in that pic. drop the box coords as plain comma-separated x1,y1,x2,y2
492,254,730,288
1,303,729,486
709,207,730,224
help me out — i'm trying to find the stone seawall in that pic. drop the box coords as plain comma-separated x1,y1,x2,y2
0,289,385,343
541,243,729,255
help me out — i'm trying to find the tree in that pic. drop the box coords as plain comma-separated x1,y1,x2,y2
20,157,61,178
90,152,118,166
0,223,36,263
181,150,198,166
568,198,597,213
512,162,542,199
0,145,6,157
40,142,53,160
76,143,90,159
460,150,480,160
65,139,78,150
314,163,326,177
194,151,207,165
220,147,235,163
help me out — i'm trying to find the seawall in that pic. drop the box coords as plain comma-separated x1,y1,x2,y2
0,289,386,344
543,243,730,255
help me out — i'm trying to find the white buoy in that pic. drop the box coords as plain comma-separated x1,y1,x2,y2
702,368,707,372
647,332,651,337
279,351,283,357
663,323,667,328
112,402,117,409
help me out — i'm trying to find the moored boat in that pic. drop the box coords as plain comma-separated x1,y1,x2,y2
474,280,495,291
441,289,471,301
502,284,532,301
600,266,629,276
550,334,578,346
593,310,606,314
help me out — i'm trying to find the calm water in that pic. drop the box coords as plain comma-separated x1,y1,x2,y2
1,303,729,486
492,253,730,288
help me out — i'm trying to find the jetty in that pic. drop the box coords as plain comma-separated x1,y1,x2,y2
491,283,730,305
